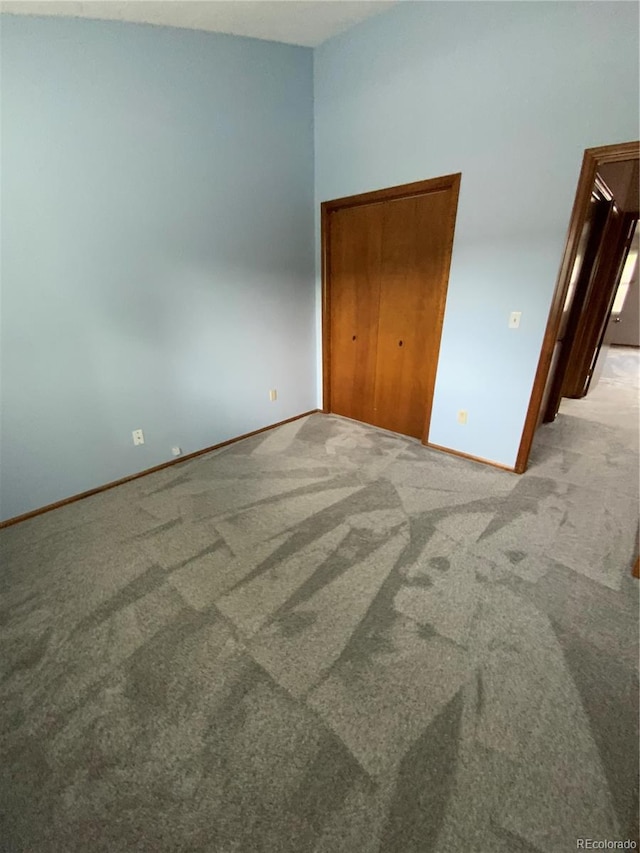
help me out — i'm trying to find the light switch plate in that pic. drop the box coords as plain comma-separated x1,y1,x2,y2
508,311,522,329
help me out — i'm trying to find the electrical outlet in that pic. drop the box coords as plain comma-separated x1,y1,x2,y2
171,447,182,457
269,389,277,402
132,429,144,446
508,311,522,329
457,410,468,425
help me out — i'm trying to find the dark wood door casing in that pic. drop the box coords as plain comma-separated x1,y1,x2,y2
321,174,461,443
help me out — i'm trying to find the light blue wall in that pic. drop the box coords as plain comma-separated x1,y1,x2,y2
0,16,315,521
2,5,638,521
314,1,640,466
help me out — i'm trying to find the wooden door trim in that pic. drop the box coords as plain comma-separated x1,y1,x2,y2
321,200,333,414
321,173,462,434
322,174,461,214
514,141,640,474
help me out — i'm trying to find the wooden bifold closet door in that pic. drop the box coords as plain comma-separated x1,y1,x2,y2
322,174,461,441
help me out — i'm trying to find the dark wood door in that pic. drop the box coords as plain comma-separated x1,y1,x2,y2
579,213,637,396
323,175,460,441
562,208,635,398
328,203,383,425
541,189,611,422
372,190,455,438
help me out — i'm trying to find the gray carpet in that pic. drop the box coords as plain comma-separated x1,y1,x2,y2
1,347,639,852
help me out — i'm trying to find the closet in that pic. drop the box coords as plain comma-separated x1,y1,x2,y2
322,173,461,440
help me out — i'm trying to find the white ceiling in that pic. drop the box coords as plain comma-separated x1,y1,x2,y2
0,1,399,47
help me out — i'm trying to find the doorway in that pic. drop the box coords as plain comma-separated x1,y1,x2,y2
321,174,460,441
516,141,640,473
589,222,639,393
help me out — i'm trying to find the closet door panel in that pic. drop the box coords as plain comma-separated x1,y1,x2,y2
372,190,453,439
328,203,383,423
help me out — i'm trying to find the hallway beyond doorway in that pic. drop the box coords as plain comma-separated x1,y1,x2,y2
559,345,640,432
